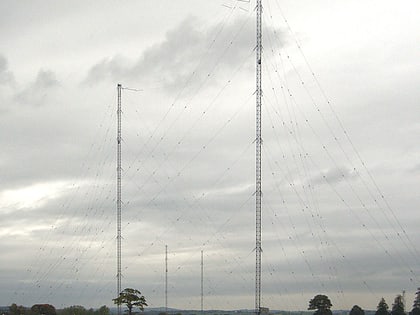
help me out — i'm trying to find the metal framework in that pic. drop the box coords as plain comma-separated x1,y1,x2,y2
165,245,168,314
201,250,204,314
255,0,263,314
116,83,122,315
114,3,263,312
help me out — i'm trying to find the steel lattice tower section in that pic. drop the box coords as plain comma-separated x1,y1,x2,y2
255,0,263,314
116,83,122,315
165,245,168,314
201,250,204,314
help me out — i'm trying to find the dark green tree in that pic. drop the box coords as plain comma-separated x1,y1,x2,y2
10,304,20,315
30,304,56,315
376,298,390,315
113,288,147,315
308,294,333,315
9,304,26,315
350,305,365,315
59,305,87,315
391,295,405,315
95,306,110,315
411,288,420,315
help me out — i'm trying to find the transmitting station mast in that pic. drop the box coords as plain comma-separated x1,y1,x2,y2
115,0,264,312
255,0,263,314
116,83,122,315
165,245,168,314
201,250,204,314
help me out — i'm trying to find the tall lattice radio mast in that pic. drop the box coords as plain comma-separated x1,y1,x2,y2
201,250,204,314
165,245,168,314
255,0,263,314
116,83,122,315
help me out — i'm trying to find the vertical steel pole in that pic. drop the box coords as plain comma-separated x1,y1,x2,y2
255,0,263,314
201,250,204,314
117,83,122,315
165,245,168,314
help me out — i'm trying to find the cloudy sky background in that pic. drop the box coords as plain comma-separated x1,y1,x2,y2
1,0,419,311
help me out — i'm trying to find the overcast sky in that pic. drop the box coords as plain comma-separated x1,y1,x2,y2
1,0,419,312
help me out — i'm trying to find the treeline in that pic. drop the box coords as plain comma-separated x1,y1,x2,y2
307,288,420,315
4,287,420,315
373,290,420,315
6,304,110,315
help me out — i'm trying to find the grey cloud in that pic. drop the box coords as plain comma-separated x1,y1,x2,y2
0,54,15,86
85,16,284,93
33,69,60,88
15,69,60,106
310,166,357,185
1,1,419,310
84,55,128,85
408,163,420,174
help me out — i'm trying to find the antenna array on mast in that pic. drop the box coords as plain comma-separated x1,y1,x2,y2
114,1,264,311
201,250,204,314
255,0,263,314
165,245,168,314
116,83,122,315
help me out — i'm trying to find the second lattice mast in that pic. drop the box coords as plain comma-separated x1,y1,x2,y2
255,0,263,314
116,83,122,315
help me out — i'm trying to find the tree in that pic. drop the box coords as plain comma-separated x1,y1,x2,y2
10,304,19,315
308,294,333,315
30,305,56,315
113,288,147,315
350,305,365,315
59,305,87,315
413,288,420,310
9,304,26,315
376,298,390,315
391,294,405,315
95,306,110,315
410,288,420,315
